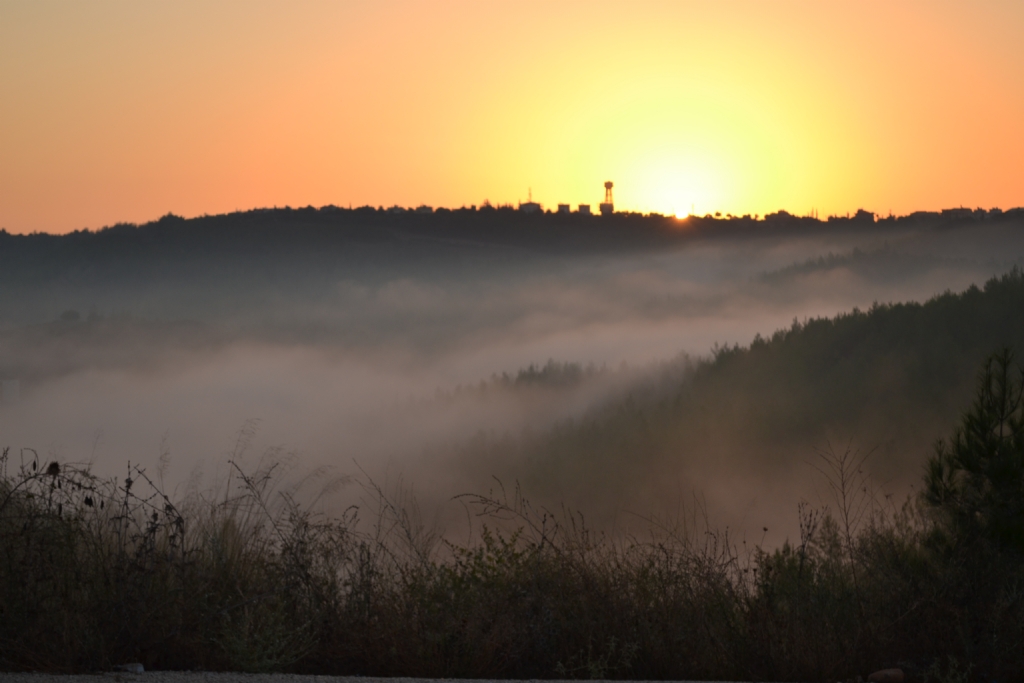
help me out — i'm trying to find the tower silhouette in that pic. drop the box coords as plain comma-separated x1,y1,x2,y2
600,181,614,216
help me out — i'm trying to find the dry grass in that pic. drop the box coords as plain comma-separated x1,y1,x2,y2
1,437,1021,681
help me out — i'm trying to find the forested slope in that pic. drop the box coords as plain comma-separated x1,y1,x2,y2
451,269,1024,532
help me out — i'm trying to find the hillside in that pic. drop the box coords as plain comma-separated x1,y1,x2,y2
447,269,1024,537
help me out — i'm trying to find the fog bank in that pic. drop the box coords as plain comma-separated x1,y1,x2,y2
2,212,1023,542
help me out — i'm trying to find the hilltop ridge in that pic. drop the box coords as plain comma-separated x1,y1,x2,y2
5,202,1023,246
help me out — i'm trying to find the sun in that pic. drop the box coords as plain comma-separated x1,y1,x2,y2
632,160,722,218
647,179,695,217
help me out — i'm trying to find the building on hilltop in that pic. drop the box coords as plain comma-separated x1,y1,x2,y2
826,209,875,224
853,208,875,223
557,204,571,214
907,210,940,223
941,207,975,221
578,204,592,215
519,188,541,214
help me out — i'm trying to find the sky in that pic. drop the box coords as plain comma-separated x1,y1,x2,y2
2,0,1023,234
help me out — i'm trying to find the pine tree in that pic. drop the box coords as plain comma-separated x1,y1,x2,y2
925,348,1024,553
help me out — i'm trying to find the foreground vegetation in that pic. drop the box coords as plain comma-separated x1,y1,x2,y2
3,352,1024,681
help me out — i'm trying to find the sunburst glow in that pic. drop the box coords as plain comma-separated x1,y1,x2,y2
1,1,1022,232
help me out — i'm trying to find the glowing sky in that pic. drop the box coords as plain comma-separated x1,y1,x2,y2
2,0,1023,233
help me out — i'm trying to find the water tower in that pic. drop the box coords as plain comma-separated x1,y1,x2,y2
599,181,614,216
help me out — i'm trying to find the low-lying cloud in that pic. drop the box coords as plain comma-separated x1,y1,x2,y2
2,215,1023,543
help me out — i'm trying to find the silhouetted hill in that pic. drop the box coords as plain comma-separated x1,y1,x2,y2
1,204,1021,330
3,204,1021,284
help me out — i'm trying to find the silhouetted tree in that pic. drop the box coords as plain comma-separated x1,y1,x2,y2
925,348,1024,554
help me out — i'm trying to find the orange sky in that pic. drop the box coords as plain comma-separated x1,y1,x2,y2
2,0,1023,233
